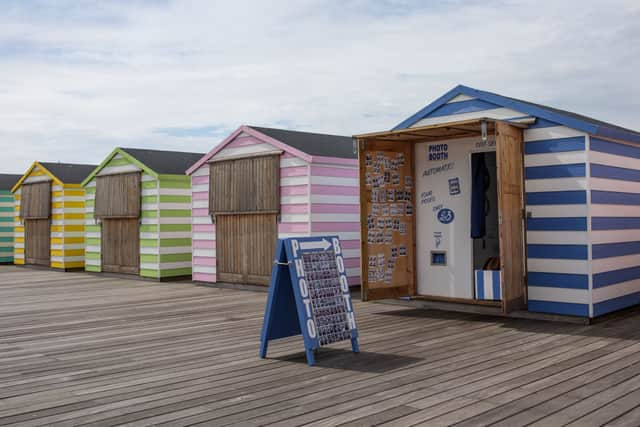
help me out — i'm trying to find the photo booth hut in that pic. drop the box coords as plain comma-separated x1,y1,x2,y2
12,162,96,269
0,174,21,264
82,148,203,279
356,119,527,313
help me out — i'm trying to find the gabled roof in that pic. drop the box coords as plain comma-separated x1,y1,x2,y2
0,174,22,191
13,161,98,191
82,147,205,186
394,85,640,143
186,125,356,175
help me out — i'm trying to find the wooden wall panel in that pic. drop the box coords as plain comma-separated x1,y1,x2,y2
209,155,279,214
25,218,50,265
496,122,526,313
20,182,51,219
95,173,141,218
217,213,277,285
101,218,140,274
359,139,415,301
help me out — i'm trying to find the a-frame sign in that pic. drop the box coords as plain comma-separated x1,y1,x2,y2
259,236,359,366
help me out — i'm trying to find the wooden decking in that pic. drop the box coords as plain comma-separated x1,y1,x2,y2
2,267,640,426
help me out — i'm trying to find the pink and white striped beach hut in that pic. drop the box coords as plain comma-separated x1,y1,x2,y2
186,125,360,287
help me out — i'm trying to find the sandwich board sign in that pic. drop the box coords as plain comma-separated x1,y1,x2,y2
259,236,359,366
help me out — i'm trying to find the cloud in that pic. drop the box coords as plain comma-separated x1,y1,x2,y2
0,0,639,173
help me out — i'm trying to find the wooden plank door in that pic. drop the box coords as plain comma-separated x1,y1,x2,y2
496,122,526,313
25,219,50,266
101,218,140,274
217,213,277,285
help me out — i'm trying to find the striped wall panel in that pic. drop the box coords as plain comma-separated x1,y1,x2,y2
0,190,14,263
13,187,23,265
191,134,360,285
590,137,640,316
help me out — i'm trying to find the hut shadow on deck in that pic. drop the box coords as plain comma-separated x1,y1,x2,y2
373,306,640,341
270,348,422,373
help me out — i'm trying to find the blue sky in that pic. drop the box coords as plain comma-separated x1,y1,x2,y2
1,0,639,172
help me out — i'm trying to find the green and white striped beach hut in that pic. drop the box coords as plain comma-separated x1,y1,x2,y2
0,174,21,264
81,148,203,280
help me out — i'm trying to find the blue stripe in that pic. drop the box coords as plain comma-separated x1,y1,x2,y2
525,191,586,205
475,271,484,299
528,272,589,289
591,190,640,206
591,164,640,182
527,244,588,260
0,236,13,243
0,256,14,263
525,164,585,180
594,266,640,288
592,217,640,230
492,270,501,299
527,217,587,231
524,136,585,154
527,118,561,129
591,138,640,159
0,226,13,233
528,300,589,317
594,291,640,317
427,99,500,118
0,246,13,253
593,241,640,259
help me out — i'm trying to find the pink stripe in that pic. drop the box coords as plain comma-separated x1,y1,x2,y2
344,257,360,268
311,185,358,196
279,223,309,233
193,191,209,200
311,204,359,213
312,156,358,166
193,272,216,283
340,239,360,249
347,276,361,286
281,166,307,177
281,204,308,214
192,208,209,217
193,224,215,232
312,222,360,232
311,165,358,178
281,185,308,196
193,239,215,249
193,256,216,266
192,175,209,185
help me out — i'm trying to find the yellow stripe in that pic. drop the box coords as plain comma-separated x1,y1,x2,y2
51,225,84,232
52,249,85,257
53,191,64,198
64,184,83,189
64,261,84,268
15,226,23,233
63,201,84,209
52,202,64,209
15,237,24,243
51,262,64,269
14,258,24,264
63,237,84,244
30,169,47,177
64,190,85,197
15,248,24,254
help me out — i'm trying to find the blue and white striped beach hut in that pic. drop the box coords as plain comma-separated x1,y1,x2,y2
357,85,640,319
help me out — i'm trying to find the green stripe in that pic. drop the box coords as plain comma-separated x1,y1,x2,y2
0,247,13,253
85,225,100,232
106,157,132,167
0,207,13,212
0,237,13,243
85,186,96,194
141,210,157,218
160,253,191,262
86,238,101,245
159,209,190,217
160,224,190,232
85,199,95,207
140,224,158,233
0,256,13,263
140,254,158,263
0,190,12,195
85,253,100,260
159,267,192,278
142,181,158,189
140,268,160,279
0,227,13,233
0,217,13,223
159,195,191,203
85,265,101,272
0,196,14,202
140,239,157,247
159,179,190,189
159,238,191,247
141,195,158,204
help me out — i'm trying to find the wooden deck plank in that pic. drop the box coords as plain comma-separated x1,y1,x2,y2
1,266,640,426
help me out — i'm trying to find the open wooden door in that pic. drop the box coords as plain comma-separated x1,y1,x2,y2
217,213,277,285
359,139,415,301
25,219,50,266
101,218,140,274
495,122,526,313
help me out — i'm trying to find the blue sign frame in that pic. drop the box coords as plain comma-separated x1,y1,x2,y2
259,236,359,366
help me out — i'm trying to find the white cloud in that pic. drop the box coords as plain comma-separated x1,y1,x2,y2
0,0,639,172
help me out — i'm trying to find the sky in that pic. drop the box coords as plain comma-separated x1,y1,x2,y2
1,0,639,173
